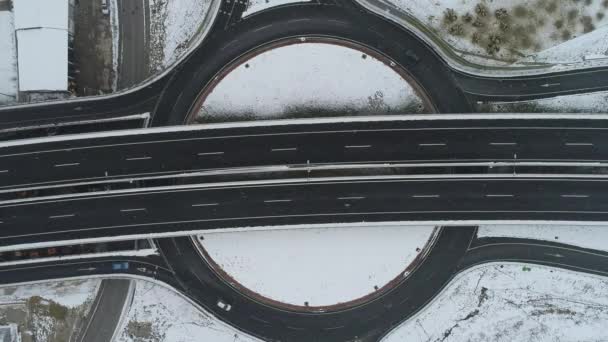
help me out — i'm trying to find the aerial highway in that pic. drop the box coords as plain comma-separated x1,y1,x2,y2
3,176,608,248
2,115,608,192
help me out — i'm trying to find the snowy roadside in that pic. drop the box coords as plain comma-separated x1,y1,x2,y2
477,225,608,252
382,262,608,342
114,280,260,342
243,0,310,17
148,0,213,72
0,10,17,105
0,279,101,342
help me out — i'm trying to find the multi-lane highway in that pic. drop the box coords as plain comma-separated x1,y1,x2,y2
3,115,608,191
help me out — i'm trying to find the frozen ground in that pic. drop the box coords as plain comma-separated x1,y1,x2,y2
387,0,608,67
0,279,100,342
0,10,17,105
199,225,436,307
149,0,213,72
382,263,608,342
478,225,608,252
197,42,428,123
115,280,260,342
243,0,310,17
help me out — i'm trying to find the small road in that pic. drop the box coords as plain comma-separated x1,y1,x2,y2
77,278,133,342
117,0,150,89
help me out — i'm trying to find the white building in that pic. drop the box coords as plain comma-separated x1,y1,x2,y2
13,0,75,99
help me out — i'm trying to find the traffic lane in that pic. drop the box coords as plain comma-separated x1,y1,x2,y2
1,177,608,245
78,278,132,342
460,239,608,276
3,126,608,189
0,256,172,286
159,228,476,342
455,67,608,101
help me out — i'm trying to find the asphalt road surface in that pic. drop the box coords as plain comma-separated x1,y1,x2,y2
3,116,608,191
117,0,150,89
77,278,132,342
3,176,608,246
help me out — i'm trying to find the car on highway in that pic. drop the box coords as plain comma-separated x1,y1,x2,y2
112,262,129,271
216,299,232,312
101,0,109,15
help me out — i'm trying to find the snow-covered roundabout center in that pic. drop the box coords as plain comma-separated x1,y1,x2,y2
195,225,438,310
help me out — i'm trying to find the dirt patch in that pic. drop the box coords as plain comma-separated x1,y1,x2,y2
73,0,115,95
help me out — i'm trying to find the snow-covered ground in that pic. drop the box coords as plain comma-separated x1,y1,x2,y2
197,42,428,122
481,90,608,113
0,10,17,105
198,225,436,307
243,0,310,17
382,263,608,342
149,0,213,72
0,279,100,342
387,0,608,67
0,279,99,308
115,279,260,342
478,225,608,252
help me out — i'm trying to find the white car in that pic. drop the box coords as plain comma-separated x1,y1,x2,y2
101,0,109,15
217,299,232,312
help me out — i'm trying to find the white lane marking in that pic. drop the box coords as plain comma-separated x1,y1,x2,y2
264,199,293,203
344,145,372,149
565,143,594,147
560,194,590,198
0,170,8,174
485,194,514,198
271,147,297,152
337,196,365,200
49,214,75,219
412,195,440,198
125,156,152,161
191,203,219,207
419,143,446,147
54,163,80,168
489,143,517,146
197,152,224,156
120,208,147,213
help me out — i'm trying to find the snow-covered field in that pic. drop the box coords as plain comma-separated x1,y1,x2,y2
115,280,260,342
243,0,310,17
149,0,213,72
382,263,608,342
199,225,436,307
0,10,17,105
478,225,608,252
197,42,428,122
387,0,608,66
0,279,100,342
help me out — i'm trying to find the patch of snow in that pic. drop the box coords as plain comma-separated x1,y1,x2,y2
386,0,608,67
382,263,608,342
109,0,119,91
197,42,427,122
482,91,608,114
526,25,608,64
0,10,17,104
243,0,311,17
115,280,260,342
477,224,608,252
199,225,436,306
0,279,100,309
13,0,69,31
149,0,213,71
